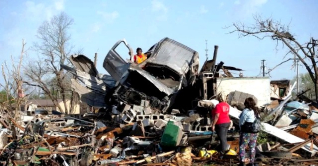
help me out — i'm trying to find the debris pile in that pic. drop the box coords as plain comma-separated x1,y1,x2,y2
1,37,318,165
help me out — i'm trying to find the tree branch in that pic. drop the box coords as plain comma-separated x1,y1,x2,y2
280,37,315,81
229,16,318,100
267,58,293,74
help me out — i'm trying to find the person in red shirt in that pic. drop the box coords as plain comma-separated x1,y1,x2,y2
212,93,231,153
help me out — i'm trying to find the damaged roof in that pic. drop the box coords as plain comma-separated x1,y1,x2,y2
271,79,290,85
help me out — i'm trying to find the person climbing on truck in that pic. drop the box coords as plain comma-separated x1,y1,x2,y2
134,47,147,64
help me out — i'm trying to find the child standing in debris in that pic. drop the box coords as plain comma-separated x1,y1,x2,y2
239,97,260,166
211,93,231,154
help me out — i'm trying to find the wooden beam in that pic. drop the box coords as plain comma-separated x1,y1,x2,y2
136,151,175,164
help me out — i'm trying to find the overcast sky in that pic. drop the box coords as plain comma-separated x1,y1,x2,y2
1,0,318,81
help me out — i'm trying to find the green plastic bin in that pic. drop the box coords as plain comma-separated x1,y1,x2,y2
160,121,180,147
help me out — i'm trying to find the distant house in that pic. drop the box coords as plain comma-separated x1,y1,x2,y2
270,80,290,100
27,99,80,114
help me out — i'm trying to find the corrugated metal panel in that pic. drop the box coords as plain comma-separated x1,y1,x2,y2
70,55,99,77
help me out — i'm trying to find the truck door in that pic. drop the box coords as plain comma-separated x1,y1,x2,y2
103,39,133,81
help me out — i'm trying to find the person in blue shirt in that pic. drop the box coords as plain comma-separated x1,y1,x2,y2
239,97,260,166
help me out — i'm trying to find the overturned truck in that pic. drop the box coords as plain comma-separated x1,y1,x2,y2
104,38,200,113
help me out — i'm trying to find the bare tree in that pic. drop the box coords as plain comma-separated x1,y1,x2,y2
230,16,318,101
0,40,26,139
24,12,76,114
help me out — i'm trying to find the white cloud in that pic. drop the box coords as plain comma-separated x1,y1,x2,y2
54,0,64,11
24,1,65,21
151,0,168,13
81,22,103,43
3,1,66,51
234,0,268,18
97,11,119,22
25,1,46,19
248,0,267,8
92,10,119,34
200,5,208,14
219,2,225,8
91,23,101,33
151,0,168,21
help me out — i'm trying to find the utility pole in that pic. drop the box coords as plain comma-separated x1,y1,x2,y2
94,53,97,67
261,60,266,77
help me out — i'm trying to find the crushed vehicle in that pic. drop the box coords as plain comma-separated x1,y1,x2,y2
103,37,200,113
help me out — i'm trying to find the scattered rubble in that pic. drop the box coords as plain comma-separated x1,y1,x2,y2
1,37,318,165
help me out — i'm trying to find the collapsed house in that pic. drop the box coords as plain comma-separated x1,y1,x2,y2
270,79,291,100
1,37,318,165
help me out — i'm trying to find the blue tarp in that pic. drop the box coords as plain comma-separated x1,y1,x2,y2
286,101,309,110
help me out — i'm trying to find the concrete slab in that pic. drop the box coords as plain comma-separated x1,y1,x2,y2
275,114,293,127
